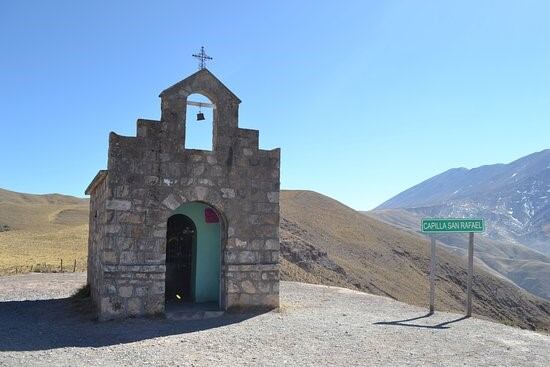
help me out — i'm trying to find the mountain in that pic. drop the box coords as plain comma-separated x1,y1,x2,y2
1,188,549,331
371,150,550,300
376,149,550,254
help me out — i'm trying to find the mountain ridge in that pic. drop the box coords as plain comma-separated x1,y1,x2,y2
376,149,549,254
370,149,550,300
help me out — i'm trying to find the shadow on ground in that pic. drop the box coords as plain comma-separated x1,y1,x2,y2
373,312,469,329
0,298,260,351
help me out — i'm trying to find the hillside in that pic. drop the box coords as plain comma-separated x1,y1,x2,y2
0,188,89,273
1,188,549,331
369,208,550,300
376,149,550,254
280,190,550,331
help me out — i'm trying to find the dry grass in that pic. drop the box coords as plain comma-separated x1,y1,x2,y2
0,188,88,275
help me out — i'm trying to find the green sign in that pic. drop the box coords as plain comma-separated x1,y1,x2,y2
421,218,485,233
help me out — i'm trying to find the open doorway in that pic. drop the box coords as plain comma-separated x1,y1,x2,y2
165,214,196,303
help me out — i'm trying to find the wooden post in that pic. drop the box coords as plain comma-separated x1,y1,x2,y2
73,259,77,272
429,236,436,313
466,232,474,317
60,259,63,273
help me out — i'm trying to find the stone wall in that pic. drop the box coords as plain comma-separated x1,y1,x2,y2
86,69,280,320
86,170,107,312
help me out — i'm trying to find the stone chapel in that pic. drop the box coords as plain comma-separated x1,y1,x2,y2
85,68,280,321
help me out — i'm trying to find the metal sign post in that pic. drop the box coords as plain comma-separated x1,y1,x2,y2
421,218,485,317
467,232,474,317
429,236,436,314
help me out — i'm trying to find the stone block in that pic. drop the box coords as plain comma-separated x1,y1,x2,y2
238,294,251,305
226,293,240,307
267,192,279,203
193,186,208,200
119,286,133,298
251,239,263,250
105,224,121,234
241,280,256,294
118,212,144,224
198,178,213,186
237,251,256,264
248,215,260,225
227,279,240,293
191,154,203,162
153,229,166,238
106,200,132,211
114,185,130,198
127,297,143,315
162,178,177,187
221,188,235,198
120,251,137,264
225,251,238,263
101,297,123,316
144,176,159,186
135,286,147,297
235,239,247,248
103,251,117,264
264,294,279,308
144,295,164,314
192,164,205,176
257,281,270,293
105,283,117,295
162,193,181,210
152,281,165,295
261,270,279,281
265,238,279,250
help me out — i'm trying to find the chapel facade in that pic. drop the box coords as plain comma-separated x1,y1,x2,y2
85,69,280,321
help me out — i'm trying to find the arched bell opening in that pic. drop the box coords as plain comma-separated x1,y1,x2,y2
164,201,224,308
185,93,216,151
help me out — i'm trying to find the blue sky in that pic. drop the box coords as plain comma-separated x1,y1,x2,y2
0,1,549,210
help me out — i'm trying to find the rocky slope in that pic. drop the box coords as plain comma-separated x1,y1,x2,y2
369,208,550,300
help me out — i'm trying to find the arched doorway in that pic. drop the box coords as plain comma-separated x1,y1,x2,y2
165,202,222,305
165,214,196,302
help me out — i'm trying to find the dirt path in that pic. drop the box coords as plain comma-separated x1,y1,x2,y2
0,273,548,366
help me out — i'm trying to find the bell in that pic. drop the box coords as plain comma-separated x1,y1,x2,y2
196,112,205,121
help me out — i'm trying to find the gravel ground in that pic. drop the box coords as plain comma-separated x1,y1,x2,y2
0,273,548,366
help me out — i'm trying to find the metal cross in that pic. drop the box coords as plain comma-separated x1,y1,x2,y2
192,46,213,70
